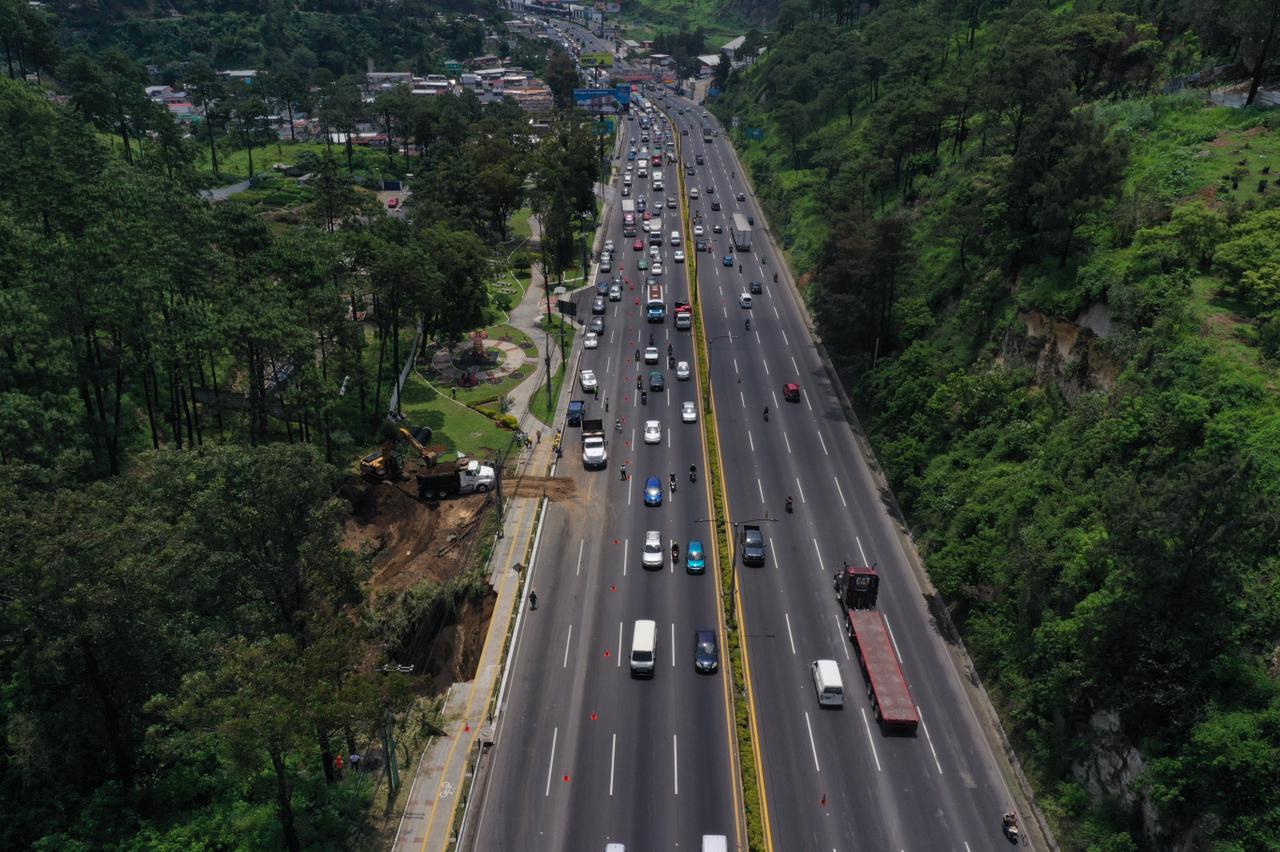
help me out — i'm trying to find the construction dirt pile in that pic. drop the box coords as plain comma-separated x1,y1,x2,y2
339,478,491,598
506,474,576,501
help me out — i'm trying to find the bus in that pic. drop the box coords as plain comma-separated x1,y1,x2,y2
646,283,665,322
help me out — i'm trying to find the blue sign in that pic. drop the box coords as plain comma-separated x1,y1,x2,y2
708,87,721,97
573,85,632,114
747,127,765,141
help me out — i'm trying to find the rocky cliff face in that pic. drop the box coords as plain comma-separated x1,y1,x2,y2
995,306,1122,400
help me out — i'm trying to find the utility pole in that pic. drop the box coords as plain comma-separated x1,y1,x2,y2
541,237,553,413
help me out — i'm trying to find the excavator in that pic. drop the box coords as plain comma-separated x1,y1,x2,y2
360,425,435,479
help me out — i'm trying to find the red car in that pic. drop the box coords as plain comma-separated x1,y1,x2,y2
783,383,800,402
633,239,644,251
387,197,399,209
642,211,652,221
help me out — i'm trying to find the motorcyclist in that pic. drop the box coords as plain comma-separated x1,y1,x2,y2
745,317,751,331
773,272,778,283
635,348,641,361
671,541,680,562
785,496,793,513
689,464,697,482
648,332,655,346
667,343,673,356
641,389,648,403
763,405,769,421
615,418,622,433
529,588,538,610
636,376,642,389
738,263,742,273
669,472,676,492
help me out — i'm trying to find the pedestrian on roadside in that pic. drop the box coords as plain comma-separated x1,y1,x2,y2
536,430,542,444
333,753,345,780
350,753,361,774
620,464,627,480
529,589,538,610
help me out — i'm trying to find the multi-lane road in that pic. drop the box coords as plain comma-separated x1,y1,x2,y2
466,20,1021,851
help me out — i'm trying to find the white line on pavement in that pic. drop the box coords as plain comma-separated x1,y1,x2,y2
670,622,676,665
610,733,617,796
804,712,821,773
785,612,796,655
835,615,852,660
761,357,770,376
616,621,623,667
622,538,629,577
748,430,755,453
856,535,868,566
575,539,585,576
860,709,882,771
884,613,905,664
918,707,944,774
834,476,847,508
672,734,680,796
791,355,799,374
562,624,572,668
812,538,824,573
544,727,559,796
817,431,829,456
756,478,765,503
795,476,807,504
783,431,791,454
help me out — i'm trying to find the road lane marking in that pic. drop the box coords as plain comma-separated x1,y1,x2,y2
622,538,629,577
803,711,821,772
783,431,791,454
756,478,765,503
544,726,559,796
817,431,829,456
884,613,905,664
918,707,944,774
795,477,806,505
784,612,796,655
610,733,617,796
732,357,739,374
739,390,746,408
616,621,623,667
772,305,780,319
835,615,852,659
576,539,585,576
834,476,847,507
748,430,755,452
562,624,573,668
791,355,799,374
781,329,789,346
671,622,676,664
803,388,813,411
856,535,868,566
770,390,779,408
761,357,770,376
860,708,882,771
673,734,680,796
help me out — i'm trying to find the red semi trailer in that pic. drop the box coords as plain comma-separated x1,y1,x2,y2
834,564,919,732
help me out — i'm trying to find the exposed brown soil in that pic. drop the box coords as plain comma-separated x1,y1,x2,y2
421,592,496,693
338,477,490,598
505,474,577,501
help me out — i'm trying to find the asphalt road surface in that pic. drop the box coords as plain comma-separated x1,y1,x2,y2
466,18,1020,852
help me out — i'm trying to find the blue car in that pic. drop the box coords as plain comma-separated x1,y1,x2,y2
723,254,734,266
643,476,663,506
687,539,705,574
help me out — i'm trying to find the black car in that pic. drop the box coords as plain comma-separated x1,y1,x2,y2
736,192,746,202
596,279,610,296
589,317,605,334
567,399,586,426
749,280,762,294
648,371,664,391
695,630,719,673
711,200,721,211
695,154,704,165
636,198,647,212
592,296,606,314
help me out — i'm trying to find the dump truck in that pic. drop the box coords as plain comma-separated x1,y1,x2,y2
741,524,766,566
731,213,752,252
581,418,608,468
416,458,496,500
673,300,692,330
834,564,919,732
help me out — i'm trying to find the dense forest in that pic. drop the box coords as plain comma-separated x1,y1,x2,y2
0,0,602,840
717,0,1280,848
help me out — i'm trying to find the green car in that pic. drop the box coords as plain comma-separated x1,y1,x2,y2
637,258,649,270
648,371,665,391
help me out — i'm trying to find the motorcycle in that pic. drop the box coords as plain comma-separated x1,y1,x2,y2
671,543,680,562
689,465,697,483
1002,813,1020,843
763,406,769,421
785,496,793,513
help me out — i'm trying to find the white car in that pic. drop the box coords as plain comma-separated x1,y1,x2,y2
673,249,685,263
579,369,598,391
681,401,698,423
693,224,704,236
604,239,614,253
689,188,699,199
584,332,599,349
608,284,623,301
644,346,660,364
649,246,661,259
642,530,664,568
651,262,664,276
676,360,690,380
643,420,662,444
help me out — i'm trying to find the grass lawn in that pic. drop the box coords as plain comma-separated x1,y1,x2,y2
527,314,577,428
195,140,412,184
510,207,535,240
398,373,510,461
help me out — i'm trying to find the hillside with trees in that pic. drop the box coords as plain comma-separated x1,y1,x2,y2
715,0,1280,848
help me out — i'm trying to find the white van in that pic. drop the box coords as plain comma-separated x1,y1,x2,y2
630,620,657,677
670,231,681,246
702,836,728,852
811,659,844,706
738,293,753,309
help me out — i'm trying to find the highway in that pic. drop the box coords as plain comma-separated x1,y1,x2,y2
465,66,741,850
468,17,1021,851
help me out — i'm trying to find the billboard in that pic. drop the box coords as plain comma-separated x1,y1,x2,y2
572,85,631,114
581,51,615,67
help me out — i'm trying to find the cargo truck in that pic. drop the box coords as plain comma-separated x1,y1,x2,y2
621,199,636,215
581,418,608,468
833,564,919,732
673,300,692,330
416,458,497,500
731,213,752,252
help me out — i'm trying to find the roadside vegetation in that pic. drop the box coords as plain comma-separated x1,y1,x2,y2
715,0,1280,847
0,0,608,841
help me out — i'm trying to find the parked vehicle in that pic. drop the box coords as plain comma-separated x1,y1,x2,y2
415,459,496,500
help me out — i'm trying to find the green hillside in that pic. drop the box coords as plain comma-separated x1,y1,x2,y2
717,2,1280,848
